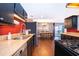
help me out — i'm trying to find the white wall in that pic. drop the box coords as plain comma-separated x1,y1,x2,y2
21,3,79,23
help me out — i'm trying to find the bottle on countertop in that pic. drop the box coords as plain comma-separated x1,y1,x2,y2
25,29,31,35
7,32,12,40
64,28,67,32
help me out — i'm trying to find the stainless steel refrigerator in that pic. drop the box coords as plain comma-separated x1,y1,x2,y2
54,23,64,40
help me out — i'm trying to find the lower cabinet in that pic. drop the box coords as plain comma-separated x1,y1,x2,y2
27,37,34,56
13,36,35,56
13,43,27,56
55,41,75,56
22,46,27,56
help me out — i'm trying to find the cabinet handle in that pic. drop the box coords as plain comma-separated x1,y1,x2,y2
19,50,22,56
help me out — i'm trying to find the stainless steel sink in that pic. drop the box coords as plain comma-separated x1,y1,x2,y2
12,35,30,40
12,37,20,40
22,35,30,39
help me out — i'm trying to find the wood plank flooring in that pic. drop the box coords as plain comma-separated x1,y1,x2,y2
32,38,55,56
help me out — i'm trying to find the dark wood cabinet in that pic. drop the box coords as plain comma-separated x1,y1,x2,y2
0,3,14,24
55,41,76,56
0,3,27,24
72,16,77,29
23,10,27,19
14,3,24,19
15,3,28,19
27,36,34,56
26,22,36,46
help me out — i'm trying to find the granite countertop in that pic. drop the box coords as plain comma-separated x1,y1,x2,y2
0,34,34,56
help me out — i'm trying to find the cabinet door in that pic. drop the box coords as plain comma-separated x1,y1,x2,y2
23,10,27,19
26,22,36,34
26,22,36,46
72,16,77,29
15,3,24,19
27,38,34,56
27,39,32,56
0,3,14,24
55,41,72,56
55,41,66,56
77,16,79,30
13,43,27,56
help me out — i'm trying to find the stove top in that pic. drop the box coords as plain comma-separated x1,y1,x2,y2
58,40,79,54
74,48,79,53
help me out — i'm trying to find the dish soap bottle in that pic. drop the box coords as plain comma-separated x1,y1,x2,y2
7,32,12,40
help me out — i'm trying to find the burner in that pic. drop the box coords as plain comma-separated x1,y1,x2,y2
70,46,78,49
77,44,79,47
74,48,79,53
58,40,79,54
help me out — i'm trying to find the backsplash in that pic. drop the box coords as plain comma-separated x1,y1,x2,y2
0,22,24,35
0,18,26,40
0,15,26,35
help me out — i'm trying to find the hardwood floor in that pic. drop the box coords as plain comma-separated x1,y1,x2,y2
32,38,55,56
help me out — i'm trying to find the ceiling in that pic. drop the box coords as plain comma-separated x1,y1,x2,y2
21,3,79,23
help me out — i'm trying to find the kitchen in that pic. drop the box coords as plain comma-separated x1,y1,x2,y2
1,3,79,56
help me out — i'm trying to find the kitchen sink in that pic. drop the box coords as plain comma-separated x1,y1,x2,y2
12,35,30,40
22,35,30,39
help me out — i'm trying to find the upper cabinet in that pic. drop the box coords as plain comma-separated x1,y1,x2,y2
64,15,77,29
0,3,27,25
14,3,24,19
0,3,14,24
23,10,28,19
77,16,79,30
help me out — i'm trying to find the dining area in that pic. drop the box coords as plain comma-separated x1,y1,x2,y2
36,22,54,39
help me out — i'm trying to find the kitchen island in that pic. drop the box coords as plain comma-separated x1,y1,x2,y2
0,34,34,56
